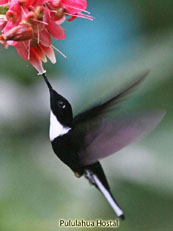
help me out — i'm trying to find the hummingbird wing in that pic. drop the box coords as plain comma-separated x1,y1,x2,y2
74,71,149,126
73,72,165,165
78,111,165,165
72,71,148,162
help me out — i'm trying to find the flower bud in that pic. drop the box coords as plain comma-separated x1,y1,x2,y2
34,6,44,20
3,23,33,41
50,7,64,20
6,10,17,21
51,0,61,8
18,0,26,6
0,35,8,48
0,18,7,30
56,7,64,19
25,12,36,22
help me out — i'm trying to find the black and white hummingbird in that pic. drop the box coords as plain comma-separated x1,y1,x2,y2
42,72,164,220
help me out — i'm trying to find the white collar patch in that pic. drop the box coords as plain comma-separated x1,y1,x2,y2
49,111,71,141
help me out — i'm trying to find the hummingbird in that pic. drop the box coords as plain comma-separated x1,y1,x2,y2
42,72,164,220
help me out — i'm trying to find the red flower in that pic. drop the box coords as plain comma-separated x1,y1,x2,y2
62,0,87,14
0,0,89,74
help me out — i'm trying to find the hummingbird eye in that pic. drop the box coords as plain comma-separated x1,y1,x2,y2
58,100,66,109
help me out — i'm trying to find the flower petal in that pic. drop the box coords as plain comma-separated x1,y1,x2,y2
39,29,51,47
56,16,66,25
34,44,47,63
0,19,7,31
30,46,46,74
42,45,56,64
47,17,65,40
15,41,29,60
0,0,8,4
62,0,87,14
3,23,33,41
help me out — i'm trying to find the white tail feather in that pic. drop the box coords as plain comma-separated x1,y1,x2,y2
93,174,124,218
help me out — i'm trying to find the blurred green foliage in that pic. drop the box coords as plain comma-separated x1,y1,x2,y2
0,0,173,230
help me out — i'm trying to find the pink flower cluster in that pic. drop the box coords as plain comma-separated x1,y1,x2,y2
0,0,91,74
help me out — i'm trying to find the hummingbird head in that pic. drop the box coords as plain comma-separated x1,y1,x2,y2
50,89,73,127
43,74,73,128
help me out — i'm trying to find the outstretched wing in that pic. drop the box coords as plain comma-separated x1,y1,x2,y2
74,71,149,126
78,111,165,166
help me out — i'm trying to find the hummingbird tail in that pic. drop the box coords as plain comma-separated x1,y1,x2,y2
85,170,125,220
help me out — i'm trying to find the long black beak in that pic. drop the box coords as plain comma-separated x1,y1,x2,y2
42,73,53,92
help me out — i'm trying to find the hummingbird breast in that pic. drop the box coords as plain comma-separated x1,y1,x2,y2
51,132,111,191
51,133,84,174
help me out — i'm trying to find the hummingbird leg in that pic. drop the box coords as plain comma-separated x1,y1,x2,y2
84,169,97,186
74,172,82,178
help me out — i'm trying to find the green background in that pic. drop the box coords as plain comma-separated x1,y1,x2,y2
0,0,173,230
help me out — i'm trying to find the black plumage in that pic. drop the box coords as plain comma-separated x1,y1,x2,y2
42,72,164,220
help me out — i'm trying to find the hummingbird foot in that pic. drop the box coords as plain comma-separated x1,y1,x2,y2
74,172,82,178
